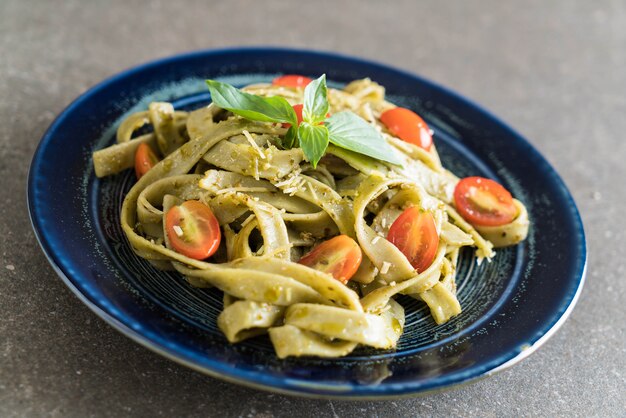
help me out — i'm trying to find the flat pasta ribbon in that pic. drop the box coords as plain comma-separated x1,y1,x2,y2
92,78,529,358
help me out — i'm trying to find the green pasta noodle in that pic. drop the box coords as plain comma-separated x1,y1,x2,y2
93,77,529,358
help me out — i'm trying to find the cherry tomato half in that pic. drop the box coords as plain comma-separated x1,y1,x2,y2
272,74,313,88
165,200,221,260
134,143,159,179
387,207,439,273
380,107,433,150
298,235,362,284
454,177,517,227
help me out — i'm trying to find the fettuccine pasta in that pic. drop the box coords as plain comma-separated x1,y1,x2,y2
93,76,529,358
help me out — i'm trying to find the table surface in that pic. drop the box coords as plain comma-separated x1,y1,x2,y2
2,1,625,416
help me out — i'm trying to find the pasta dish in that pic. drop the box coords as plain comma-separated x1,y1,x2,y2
93,74,529,358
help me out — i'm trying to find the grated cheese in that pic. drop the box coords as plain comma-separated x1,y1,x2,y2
273,178,292,188
273,169,307,196
173,225,184,237
253,157,260,180
380,261,392,275
243,129,266,159
371,236,381,245
199,176,219,192
274,175,300,189
307,181,318,201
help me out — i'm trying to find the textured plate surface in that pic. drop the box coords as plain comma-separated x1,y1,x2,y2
28,48,586,399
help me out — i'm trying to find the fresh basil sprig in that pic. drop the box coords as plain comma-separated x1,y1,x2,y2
325,111,402,165
205,75,402,168
298,122,328,168
205,80,297,125
303,74,329,124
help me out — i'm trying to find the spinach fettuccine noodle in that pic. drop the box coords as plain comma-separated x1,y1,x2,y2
93,76,529,358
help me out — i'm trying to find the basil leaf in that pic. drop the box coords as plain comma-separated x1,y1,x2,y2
283,125,298,149
326,111,403,166
298,122,329,168
303,74,329,124
206,80,297,125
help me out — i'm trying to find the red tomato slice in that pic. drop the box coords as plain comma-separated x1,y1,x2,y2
380,107,433,150
387,207,439,273
454,177,517,226
165,200,221,260
298,235,362,284
272,74,313,88
134,143,159,179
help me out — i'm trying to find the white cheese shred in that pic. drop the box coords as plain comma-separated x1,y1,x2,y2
307,181,318,201
243,129,266,159
172,225,184,237
253,157,260,180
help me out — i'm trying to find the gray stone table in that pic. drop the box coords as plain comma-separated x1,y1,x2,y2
1,1,624,416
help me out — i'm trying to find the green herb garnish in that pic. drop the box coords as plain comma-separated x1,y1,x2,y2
302,75,329,124
298,122,329,169
205,75,402,168
205,80,297,124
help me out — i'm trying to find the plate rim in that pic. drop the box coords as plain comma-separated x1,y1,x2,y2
27,46,587,399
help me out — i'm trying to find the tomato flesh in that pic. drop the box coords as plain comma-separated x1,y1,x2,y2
272,74,313,88
134,143,159,179
380,107,433,150
387,207,439,273
165,200,221,260
454,177,517,226
298,235,362,284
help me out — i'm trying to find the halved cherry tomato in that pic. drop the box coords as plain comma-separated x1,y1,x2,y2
298,235,362,284
380,107,433,150
387,207,438,273
454,177,517,227
165,200,221,260
134,143,159,179
272,74,313,88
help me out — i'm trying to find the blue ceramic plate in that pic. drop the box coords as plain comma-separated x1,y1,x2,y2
28,48,586,399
